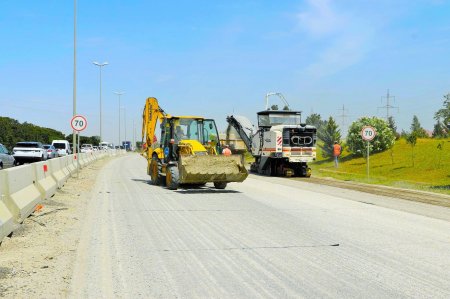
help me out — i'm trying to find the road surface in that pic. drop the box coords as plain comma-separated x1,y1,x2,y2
70,154,450,298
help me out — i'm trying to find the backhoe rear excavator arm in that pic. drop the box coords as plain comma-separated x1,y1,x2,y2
141,97,167,158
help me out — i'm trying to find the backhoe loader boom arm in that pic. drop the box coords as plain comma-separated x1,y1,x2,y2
142,97,167,155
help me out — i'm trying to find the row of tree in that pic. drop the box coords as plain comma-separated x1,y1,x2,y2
0,117,100,150
305,94,449,159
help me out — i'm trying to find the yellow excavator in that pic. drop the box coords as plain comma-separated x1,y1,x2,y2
142,97,248,190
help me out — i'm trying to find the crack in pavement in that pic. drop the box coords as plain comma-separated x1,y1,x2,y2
154,243,340,252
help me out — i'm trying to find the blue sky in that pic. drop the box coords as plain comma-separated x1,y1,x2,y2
1,0,450,143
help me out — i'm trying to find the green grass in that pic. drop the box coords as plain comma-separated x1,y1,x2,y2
310,138,450,195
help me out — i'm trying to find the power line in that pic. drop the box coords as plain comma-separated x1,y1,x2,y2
378,89,399,120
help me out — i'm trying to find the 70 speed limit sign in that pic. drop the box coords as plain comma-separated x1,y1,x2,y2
71,115,88,132
361,126,376,141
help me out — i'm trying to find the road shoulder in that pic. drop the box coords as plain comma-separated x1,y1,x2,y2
0,157,112,298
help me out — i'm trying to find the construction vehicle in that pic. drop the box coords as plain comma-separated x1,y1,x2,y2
142,97,248,190
226,92,317,177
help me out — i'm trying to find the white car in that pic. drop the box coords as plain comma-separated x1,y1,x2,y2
13,142,48,165
80,144,94,153
52,140,71,156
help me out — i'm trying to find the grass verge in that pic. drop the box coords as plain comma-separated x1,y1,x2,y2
310,138,450,195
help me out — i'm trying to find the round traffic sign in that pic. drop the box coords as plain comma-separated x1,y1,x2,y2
361,126,376,141
71,115,88,132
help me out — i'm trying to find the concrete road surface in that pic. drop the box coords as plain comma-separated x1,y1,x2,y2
70,154,450,298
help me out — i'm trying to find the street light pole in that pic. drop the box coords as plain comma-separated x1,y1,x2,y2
124,106,127,144
73,0,78,176
93,61,108,142
114,91,125,146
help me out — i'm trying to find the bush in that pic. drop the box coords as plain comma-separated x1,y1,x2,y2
347,116,395,156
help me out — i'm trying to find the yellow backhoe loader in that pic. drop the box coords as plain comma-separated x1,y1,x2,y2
142,97,248,190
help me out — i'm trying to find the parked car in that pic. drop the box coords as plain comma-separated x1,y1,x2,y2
0,143,15,169
12,141,47,164
93,146,99,151
43,144,57,159
52,140,71,156
81,144,93,153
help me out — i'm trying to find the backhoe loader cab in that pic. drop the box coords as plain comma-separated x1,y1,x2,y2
158,117,221,161
142,97,248,190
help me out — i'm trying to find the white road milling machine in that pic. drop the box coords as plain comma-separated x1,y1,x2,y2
226,93,317,177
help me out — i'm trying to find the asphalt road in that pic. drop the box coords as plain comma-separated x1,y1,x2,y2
70,154,450,298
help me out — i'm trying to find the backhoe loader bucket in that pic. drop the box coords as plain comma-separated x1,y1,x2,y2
179,154,248,184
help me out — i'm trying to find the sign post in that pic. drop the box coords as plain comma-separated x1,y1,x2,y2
71,115,88,177
361,126,377,180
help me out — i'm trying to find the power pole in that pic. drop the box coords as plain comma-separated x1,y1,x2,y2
337,104,350,137
338,104,350,128
378,89,399,120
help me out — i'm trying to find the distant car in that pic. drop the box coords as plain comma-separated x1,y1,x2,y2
93,146,99,151
0,143,15,169
52,140,71,156
13,141,48,164
80,144,93,153
43,144,57,159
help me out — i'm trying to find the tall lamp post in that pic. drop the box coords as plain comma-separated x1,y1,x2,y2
114,91,125,146
123,106,127,148
93,61,108,142
73,0,77,171
120,106,127,149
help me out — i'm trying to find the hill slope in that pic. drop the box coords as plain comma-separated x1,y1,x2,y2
310,138,450,194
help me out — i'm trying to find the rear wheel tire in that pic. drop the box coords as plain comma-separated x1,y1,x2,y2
150,157,162,185
166,166,180,190
214,182,227,189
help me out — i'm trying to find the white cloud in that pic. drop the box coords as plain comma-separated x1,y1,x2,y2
297,0,345,36
297,0,374,77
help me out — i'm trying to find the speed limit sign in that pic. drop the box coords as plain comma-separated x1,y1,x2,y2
71,115,87,132
361,126,376,141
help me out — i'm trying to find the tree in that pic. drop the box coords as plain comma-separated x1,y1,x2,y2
346,116,395,157
305,113,326,132
0,116,65,150
410,115,428,138
65,134,100,146
435,93,450,131
387,116,400,140
432,121,447,138
405,132,417,167
317,116,341,158
437,141,444,168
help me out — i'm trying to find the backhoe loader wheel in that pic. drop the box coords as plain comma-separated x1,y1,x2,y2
166,166,180,190
213,182,227,189
150,158,162,185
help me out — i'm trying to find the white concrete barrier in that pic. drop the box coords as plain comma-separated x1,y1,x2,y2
32,161,57,200
88,152,95,163
0,165,42,222
79,153,87,167
59,156,71,178
0,175,15,243
66,154,77,174
49,158,68,188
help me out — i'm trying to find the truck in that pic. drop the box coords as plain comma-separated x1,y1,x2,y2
122,141,131,151
226,92,317,177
